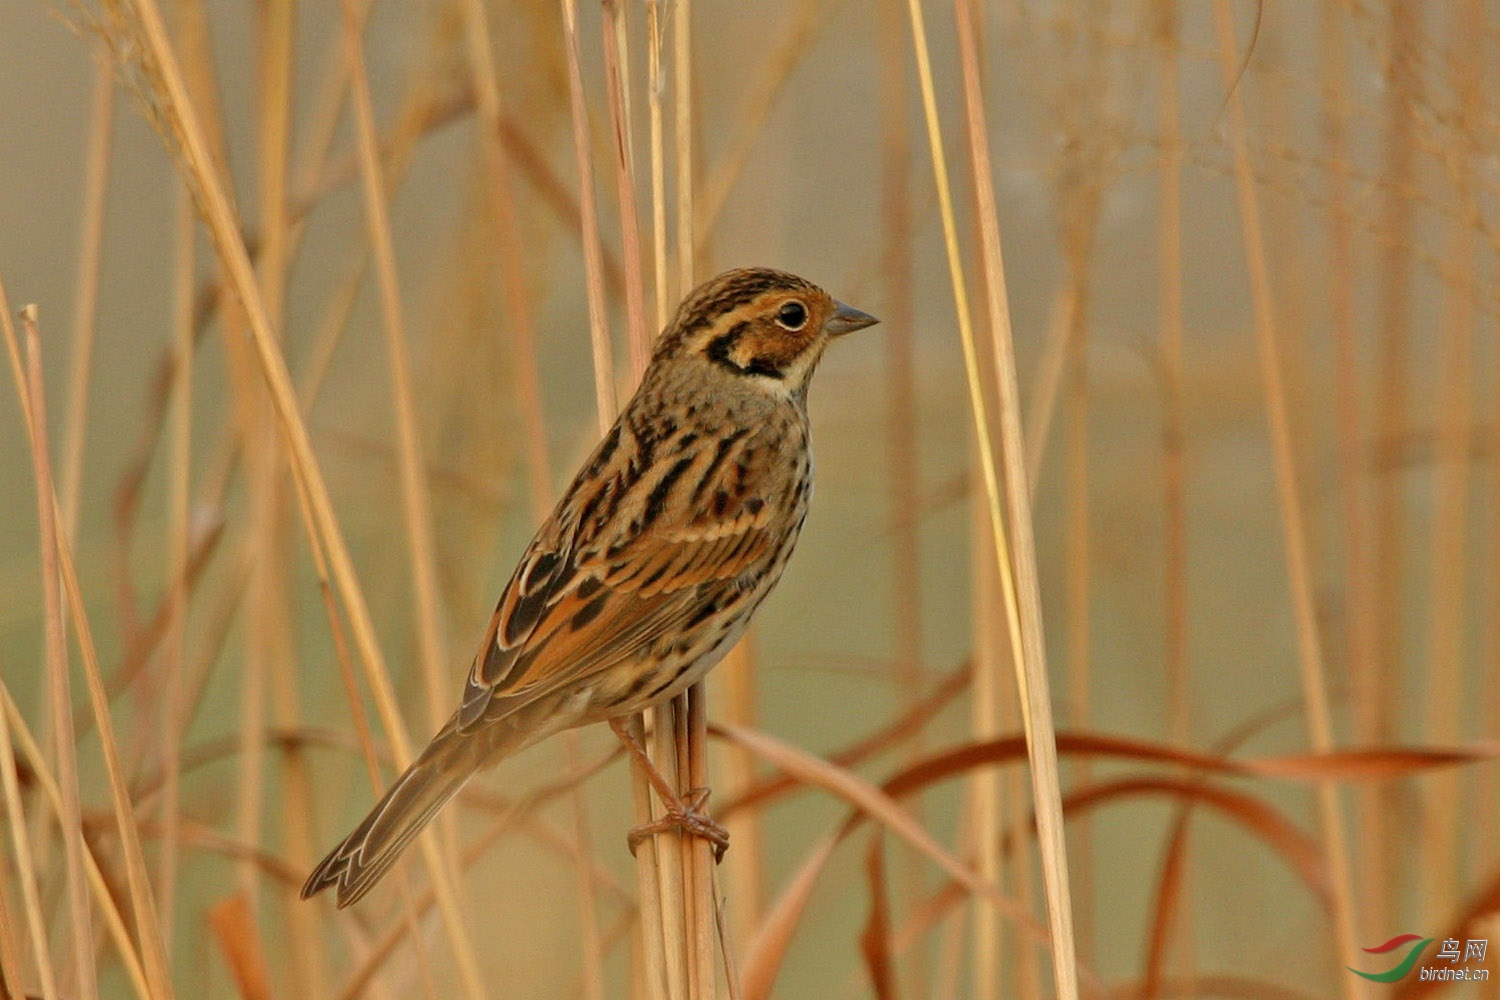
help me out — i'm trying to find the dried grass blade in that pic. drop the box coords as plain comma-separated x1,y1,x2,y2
716,723,1033,929
740,833,840,1000
951,3,1078,997
207,895,273,1000
860,838,899,1000
1063,777,1331,907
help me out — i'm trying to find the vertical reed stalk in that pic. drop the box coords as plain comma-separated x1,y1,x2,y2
255,1,325,991
459,0,553,514
59,60,115,539
0,672,59,999
560,0,619,421
1156,1,1193,987
647,0,669,328
603,0,652,378
337,4,492,995
877,0,926,991
952,3,1079,997
16,308,97,1000
1370,5,1416,934
1420,0,1481,925
337,0,450,741
668,2,724,993
1210,6,1361,995
157,177,195,956
1062,230,1096,971
1318,0,1381,934
673,0,693,292
3,286,175,998
1485,279,1500,875
118,0,484,981
969,486,1005,1000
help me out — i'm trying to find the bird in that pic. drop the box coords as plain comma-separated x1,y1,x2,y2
302,266,878,907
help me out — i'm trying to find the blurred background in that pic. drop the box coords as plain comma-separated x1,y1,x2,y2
1,0,1496,997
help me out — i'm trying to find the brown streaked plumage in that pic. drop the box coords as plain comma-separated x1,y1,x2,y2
302,267,877,907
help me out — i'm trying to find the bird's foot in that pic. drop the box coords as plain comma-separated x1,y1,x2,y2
627,786,729,862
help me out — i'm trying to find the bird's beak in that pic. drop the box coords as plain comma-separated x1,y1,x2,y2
824,301,880,337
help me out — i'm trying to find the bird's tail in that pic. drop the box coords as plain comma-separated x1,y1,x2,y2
302,720,481,908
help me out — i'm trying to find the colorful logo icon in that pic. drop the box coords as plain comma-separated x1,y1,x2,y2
1348,935,1434,983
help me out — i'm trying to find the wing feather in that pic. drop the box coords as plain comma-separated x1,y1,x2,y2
457,417,783,732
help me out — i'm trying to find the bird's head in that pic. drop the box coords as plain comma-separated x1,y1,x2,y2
652,267,879,400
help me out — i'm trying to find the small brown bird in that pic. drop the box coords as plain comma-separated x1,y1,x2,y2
303,267,877,907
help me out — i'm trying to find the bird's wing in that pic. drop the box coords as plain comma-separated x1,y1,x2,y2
455,418,781,731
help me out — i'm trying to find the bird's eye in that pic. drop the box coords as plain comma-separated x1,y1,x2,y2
775,300,808,331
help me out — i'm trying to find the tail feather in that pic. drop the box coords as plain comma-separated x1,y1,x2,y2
302,729,475,908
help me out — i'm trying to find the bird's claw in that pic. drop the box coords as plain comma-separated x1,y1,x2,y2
626,787,730,862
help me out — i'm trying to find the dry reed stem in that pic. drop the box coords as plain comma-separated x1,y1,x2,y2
663,1,722,993
1155,0,1193,989
691,0,821,252
906,5,1043,992
711,865,744,1000
0,675,60,999
156,182,195,956
651,699,691,1000
338,0,450,742
462,3,609,987
226,391,274,949
718,639,764,946
18,306,99,1000
0,687,153,1000
1419,0,1482,923
3,296,170,997
1210,5,1361,995
59,59,115,539
876,0,928,992
952,2,1080,997
514,7,617,991
207,895,272,1000
604,0,652,378
335,4,489,993
621,714,673,1000
246,8,327,985
637,9,685,1000
687,686,718,996
648,0,669,330
1146,1,1194,995
969,495,1005,999
108,0,482,981
559,3,684,996
1318,1,1383,935
1486,314,1500,877
561,0,619,425
1021,285,1074,493
1370,4,1417,937
460,0,553,516
1062,231,1096,974
674,0,694,291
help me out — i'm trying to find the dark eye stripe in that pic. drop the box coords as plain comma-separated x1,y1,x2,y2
704,322,785,380
704,323,748,371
